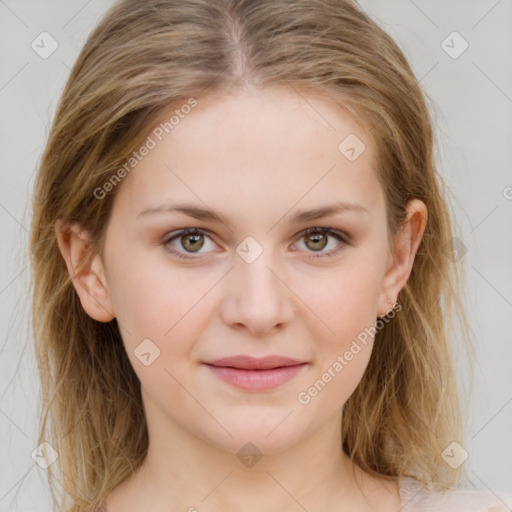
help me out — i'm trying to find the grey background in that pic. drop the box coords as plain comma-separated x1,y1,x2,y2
0,0,511,510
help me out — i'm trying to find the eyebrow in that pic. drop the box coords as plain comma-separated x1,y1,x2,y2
136,200,369,228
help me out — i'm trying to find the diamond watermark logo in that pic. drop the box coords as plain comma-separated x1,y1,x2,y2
442,237,468,263
236,236,264,264
338,134,366,162
31,442,58,469
441,31,469,59
31,32,59,59
134,338,161,366
236,442,263,468
441,441,468,469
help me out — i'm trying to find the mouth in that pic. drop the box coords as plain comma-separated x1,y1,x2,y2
202,355,308,391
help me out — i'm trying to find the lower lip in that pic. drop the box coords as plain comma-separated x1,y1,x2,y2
204,363,308,391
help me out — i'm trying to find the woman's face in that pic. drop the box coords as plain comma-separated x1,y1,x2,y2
84,86,420,454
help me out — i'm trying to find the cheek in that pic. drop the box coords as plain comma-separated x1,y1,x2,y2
296,262,383,335
109,260,216,363
109,247,186,321
295,261,381,399
114,272,173,334
298,302,375,416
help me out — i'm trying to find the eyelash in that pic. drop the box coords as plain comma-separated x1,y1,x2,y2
162,227,349,260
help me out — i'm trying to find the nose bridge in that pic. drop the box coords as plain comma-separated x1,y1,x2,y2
221,240,294,334
240,251,281,302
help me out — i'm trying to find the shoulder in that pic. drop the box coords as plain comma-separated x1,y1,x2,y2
398,476,512,512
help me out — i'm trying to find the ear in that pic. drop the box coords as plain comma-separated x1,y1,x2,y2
55,219,115,322
377,199,428,318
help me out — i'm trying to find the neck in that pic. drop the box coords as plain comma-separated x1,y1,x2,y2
105,405,396,512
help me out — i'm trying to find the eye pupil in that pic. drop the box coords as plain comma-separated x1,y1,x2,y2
305,233,328,251
182,234,204,252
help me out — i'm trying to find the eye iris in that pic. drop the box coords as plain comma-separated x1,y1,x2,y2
182,233,204,252
305,232,328,251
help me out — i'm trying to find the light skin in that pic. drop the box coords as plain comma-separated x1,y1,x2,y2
56,85,427,511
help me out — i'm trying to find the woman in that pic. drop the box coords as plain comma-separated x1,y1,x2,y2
29,0,511,510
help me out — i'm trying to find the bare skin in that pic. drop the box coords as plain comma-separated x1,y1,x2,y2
105,454,401,511
56,85,427,512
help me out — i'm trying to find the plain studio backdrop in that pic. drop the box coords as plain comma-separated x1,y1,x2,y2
0,1,511,510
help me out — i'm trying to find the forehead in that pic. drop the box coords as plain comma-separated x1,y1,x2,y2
114,86,385,225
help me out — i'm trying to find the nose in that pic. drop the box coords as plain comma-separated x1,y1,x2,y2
219,252,294,337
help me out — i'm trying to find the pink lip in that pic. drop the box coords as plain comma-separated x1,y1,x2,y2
203,355,308,391
205,355,305,370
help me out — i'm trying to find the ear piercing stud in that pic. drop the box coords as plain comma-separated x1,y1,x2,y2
387,290,401,308
379,291,401,320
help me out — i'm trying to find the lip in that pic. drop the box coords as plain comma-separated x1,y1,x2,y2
205,355,305,370
203,355,308,391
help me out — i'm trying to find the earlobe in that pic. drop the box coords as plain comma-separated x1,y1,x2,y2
377,199,428,318
55,219,115,322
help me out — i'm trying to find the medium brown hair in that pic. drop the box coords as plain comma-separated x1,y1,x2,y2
29,1,473,510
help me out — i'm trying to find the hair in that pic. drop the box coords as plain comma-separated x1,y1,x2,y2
29,0,474,510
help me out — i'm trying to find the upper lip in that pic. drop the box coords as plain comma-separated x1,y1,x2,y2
204,355,306,370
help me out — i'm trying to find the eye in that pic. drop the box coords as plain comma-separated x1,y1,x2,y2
293,227,349,259
162,228,216,259
162,227,349,260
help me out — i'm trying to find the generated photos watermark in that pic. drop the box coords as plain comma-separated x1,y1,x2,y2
297,303,402,405
93,97,198,200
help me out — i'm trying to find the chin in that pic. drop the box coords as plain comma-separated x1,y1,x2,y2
197,415,308,457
